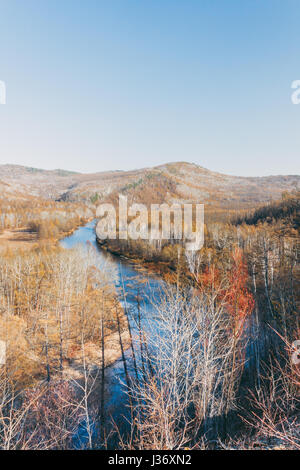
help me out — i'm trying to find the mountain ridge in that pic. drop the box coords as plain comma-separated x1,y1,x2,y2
1,161,299,178
0,162,299,215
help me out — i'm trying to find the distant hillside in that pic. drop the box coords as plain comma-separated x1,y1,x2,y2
0,164,81,199
0,162,299,219
234,191,300,231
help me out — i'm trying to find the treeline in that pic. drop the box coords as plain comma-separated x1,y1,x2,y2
0,246,127,387
0,230,134,449
0,197,94,238
233,191,300,230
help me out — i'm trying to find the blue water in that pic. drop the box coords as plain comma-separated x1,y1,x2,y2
60,220,164,448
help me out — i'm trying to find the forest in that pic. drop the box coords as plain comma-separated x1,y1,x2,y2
0,190,299,450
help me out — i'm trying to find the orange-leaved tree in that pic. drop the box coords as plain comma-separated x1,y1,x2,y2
197,247,255,414
198,247,254,338
224,247,255,338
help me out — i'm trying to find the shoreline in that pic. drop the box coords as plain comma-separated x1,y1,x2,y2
59,221,134,379
0,216,95,252
56,215,95,243
96,235,193,285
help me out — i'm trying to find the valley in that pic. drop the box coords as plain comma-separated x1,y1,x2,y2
0,162,299,450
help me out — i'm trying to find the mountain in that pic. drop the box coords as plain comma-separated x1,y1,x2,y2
0,163,299,218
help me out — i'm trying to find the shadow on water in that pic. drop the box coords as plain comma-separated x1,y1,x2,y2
61,220,165,449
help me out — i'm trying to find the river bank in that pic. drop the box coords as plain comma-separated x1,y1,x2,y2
0,227,38,252
96,236,192,286
59,316,131,382
0,216,95,253
60,220,165,445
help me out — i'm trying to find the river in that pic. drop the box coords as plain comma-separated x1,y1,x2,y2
60,220,165,448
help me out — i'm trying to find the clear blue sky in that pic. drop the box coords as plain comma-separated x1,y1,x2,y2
0,0,299,176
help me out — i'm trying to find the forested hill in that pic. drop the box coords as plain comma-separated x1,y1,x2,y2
0,163,299,219
234,191,300,231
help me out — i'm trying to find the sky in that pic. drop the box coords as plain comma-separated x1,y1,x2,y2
0,0,299,176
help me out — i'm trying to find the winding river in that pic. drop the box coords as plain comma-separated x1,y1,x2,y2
61,221,259,448
60,220,164,447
